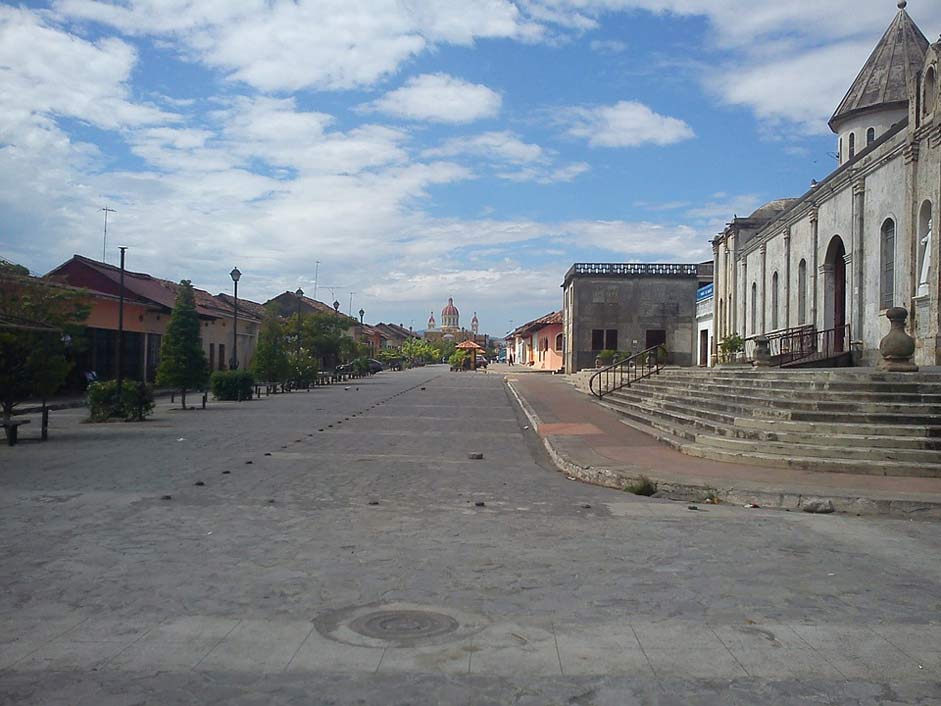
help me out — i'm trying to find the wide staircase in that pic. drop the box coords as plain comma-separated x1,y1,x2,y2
575,367,941,477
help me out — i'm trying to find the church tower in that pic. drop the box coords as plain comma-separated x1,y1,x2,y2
471,312,479,335
428,311,436,330
829,1,929,165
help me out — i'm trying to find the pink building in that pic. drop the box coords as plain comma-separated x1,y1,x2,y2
507,311,564,371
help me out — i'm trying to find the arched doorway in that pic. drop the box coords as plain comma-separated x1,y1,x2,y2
823,235,847,352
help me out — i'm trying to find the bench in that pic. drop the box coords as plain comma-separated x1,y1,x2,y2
2,419,30,446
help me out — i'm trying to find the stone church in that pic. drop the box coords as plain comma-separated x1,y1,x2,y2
713,1,940,366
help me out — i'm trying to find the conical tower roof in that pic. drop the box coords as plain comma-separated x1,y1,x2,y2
829,2,928,131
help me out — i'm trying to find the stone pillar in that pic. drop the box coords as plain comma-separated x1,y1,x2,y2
760,243,767,334
752,336,772,367
783,228,791,329
810,206,819,329
879,307,918,372
852,180,865,341
741,258,748,336
712,239,721,339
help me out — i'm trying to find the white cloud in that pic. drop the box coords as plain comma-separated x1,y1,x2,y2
589,39,627,53
54,0,539,92
497,162,590,183
362,74,502,124
424,131,545,163
0,6,175,131
562,100,695,147
707,40,875,134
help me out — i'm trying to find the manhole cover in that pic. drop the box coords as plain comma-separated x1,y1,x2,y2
315,602,485,648
349,610,458,641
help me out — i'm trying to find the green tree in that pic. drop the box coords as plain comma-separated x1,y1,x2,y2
156,280,208,409
0,268,89,427
252,307,290,387
299,312,344,369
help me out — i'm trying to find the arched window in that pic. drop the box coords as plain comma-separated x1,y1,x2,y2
925,67,938,116
918,201,933,297
750,282,758,334
866,127,875,145
771,272,779,330
797,259,808,325
880,219,896,309
554,333,563,352
848,132,856,159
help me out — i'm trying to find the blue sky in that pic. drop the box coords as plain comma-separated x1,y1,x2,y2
2,0,939,334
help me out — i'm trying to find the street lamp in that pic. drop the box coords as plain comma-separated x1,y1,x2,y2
358,308,365,324
333,300,341,368
295,287,304,355
230,267,241,370
116,246,127,391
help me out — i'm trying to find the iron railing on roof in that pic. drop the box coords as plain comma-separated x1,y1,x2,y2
565,263,701,281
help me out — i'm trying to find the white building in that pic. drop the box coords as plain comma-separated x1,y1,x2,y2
696,283,714,367
713,2,940,366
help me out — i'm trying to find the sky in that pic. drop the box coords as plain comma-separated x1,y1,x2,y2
2,1,939,336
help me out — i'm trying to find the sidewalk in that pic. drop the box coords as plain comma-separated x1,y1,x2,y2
506,373,941,519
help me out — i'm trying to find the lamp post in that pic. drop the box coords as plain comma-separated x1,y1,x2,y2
358,308,365,324
333,300,341,368
295,287,304,355
230,267,241,370
116,246,127,392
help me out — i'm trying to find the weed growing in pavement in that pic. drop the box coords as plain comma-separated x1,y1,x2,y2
624,475,657,496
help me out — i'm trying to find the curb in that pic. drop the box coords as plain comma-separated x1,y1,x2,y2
506,380,941,520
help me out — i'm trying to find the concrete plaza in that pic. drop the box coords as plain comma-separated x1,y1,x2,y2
1,367,940,705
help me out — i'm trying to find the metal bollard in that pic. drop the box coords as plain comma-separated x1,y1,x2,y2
41,405,49,441
202,392,207,409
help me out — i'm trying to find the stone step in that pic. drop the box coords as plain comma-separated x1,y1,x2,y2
603,395,941,450
617,416,941,478
627,378,941,402
611,384,941,416
732,417,941,438
697,434,941,464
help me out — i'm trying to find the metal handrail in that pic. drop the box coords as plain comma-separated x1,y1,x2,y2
744,324,850,367
588,345,663,398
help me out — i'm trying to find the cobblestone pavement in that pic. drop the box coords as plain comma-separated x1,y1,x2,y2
1,367,940,705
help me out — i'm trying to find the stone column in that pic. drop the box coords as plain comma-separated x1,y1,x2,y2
740,258,748,336
760,243,767,334
727,241,735,335
810,206,819,329
712,239,721,340
852,180,865,341
783,227,792,329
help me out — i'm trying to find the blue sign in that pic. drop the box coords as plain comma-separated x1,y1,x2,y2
696,283,714,302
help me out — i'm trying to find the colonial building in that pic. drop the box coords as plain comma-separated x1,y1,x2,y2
506,311,563,371
713,2,940,366
46,255,262,381
562,262,713,372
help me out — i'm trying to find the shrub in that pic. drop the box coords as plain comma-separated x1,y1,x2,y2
211,370,254,400
597,349,617,365
87,380,155,422
719,334,744,360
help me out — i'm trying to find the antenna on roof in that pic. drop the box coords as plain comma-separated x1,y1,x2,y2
99,206,116,263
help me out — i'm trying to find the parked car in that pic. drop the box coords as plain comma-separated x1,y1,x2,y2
367,359,385,374
475,356,489,368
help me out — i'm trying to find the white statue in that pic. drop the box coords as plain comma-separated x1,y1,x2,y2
918,217,932,297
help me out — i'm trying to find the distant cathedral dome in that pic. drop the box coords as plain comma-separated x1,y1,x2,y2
441,297,460,330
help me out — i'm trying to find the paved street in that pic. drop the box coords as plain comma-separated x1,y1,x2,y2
1,367,940,705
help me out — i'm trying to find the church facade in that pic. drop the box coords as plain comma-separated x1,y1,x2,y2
423,297,486,346
713,2,940,366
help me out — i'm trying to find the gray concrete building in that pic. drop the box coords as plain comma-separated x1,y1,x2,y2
562,262,714,372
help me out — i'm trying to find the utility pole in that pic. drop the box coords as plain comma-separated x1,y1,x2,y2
116,247,127,392
313,261,320,300
348,292,355,317
100,207,116,262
